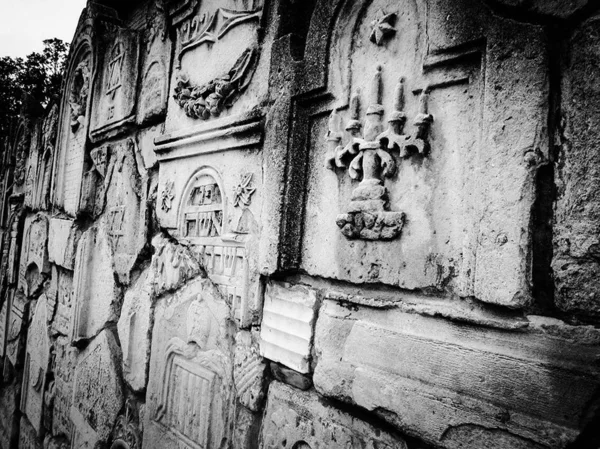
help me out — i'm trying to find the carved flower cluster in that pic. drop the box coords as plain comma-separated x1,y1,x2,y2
173,47,256,120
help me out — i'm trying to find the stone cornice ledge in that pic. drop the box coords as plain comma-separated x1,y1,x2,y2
154,109,264,161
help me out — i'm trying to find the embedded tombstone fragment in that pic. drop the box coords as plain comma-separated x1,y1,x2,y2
111,399,142,449
259,282,319,374
51,336,77,438
233,330,266,412
261,382,407,449
143,277,233,449
47,218,79,270
150,233,201,296
117,267,154,392
71,226,119,342
90,27,140,141
18,214,50,297
101,139,147,284
70,330,124,444
20,295,51,435
6,289,28,367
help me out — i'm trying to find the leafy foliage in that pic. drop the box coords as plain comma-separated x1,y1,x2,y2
0,38,69,149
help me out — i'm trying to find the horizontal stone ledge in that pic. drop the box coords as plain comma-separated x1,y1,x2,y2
154,110,264,160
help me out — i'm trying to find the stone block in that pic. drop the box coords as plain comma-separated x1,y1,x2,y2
313,300,600,448
117,267,154,392
71,226,119,342
233,330,267,412
20,296,51,435
47,218,79,270
259,282,319,374
261,381,407,449
71,330,124,443
143,277,234,449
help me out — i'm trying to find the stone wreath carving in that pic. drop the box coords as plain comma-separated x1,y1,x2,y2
326,66,433,240
69,60,91,131
173,47,257,120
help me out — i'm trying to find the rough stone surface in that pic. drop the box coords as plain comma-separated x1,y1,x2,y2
260,381,408,448
313,299,600,448
2,1,600,448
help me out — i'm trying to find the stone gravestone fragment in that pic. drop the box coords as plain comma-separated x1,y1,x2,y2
71,226,119,342
18,214,50,297
150,233,201,297
47,218,79,270
90,27,140,141
6,289,28,368
259,282,319,374
51,336,77,439
20,296,51,435
143,277,233,449
52,269,74,337
101,139,147,284
18,416,42,449
117,267,154,392
261,381,407,449
233,330,266,412
70,330,124,444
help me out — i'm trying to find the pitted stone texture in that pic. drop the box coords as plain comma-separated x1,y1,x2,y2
259,282,319,374
51,336,78,439
143,277,234,449
117,267,154,392
47,218,79,270
233,330,267,412
19,416,42,449
554,17,600,318
71,330,124,442
313,300,600,449
261,381,407,449
71,226,119,342
20,295,51,435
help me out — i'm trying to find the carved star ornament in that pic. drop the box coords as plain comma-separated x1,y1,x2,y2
369,10,397,45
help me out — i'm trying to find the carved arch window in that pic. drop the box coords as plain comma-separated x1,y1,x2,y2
178,167,225,243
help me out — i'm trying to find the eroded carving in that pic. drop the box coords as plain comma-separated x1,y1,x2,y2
160,179,175,212
233,173,256,208
326,67,433,240
174,47,258,120
369,10,396,45
69,60,90,132
111,399,141,449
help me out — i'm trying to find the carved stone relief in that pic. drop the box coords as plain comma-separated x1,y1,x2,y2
90,28,140,141
325,67,432,240
110,399,142,449
51,336,77,438
20,295,50,435
143,277,233,449
71,330,124,443
233,330,266,412
150,233,201,297
18,214,50,297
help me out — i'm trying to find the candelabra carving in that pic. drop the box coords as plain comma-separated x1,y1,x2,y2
325,66,433,240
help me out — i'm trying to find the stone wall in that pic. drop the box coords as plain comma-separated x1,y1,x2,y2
0,0,599,448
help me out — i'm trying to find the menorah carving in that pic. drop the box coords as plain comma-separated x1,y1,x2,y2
325,66,433,240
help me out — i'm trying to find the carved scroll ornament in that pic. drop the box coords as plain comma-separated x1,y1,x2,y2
173,47,257,120
326,66,433,240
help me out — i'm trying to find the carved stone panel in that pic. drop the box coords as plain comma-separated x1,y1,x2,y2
90,28,140,141
51,336,77,438
20,295,51,435
18,214,50,297
52,269,74,337
71,330,124,443
157,163,263,328
261,381,407,449
166,0,266,132
71,226,119,342
259,282,319,374
47,218,79,270
233,330,266,412
143,277,233,449
100,139,148,284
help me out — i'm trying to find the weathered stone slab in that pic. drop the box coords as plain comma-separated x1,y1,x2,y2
47,218,79,270
18,416,42,449
52,269,74,337
100,138,148,284
71,226,119,342
143,277,233,449
71,330,124,443
51,336,77,438
234,330,266,412
19,213,50,297
150,233,201,296
261,381,407,449
90,27,140,141
20,295,51,434
313,300,600,448
6,289,28,367
259,281,319,374
0,379,19,449
117,267,154,392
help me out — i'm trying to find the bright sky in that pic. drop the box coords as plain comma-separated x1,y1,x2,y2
0,0,87,58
